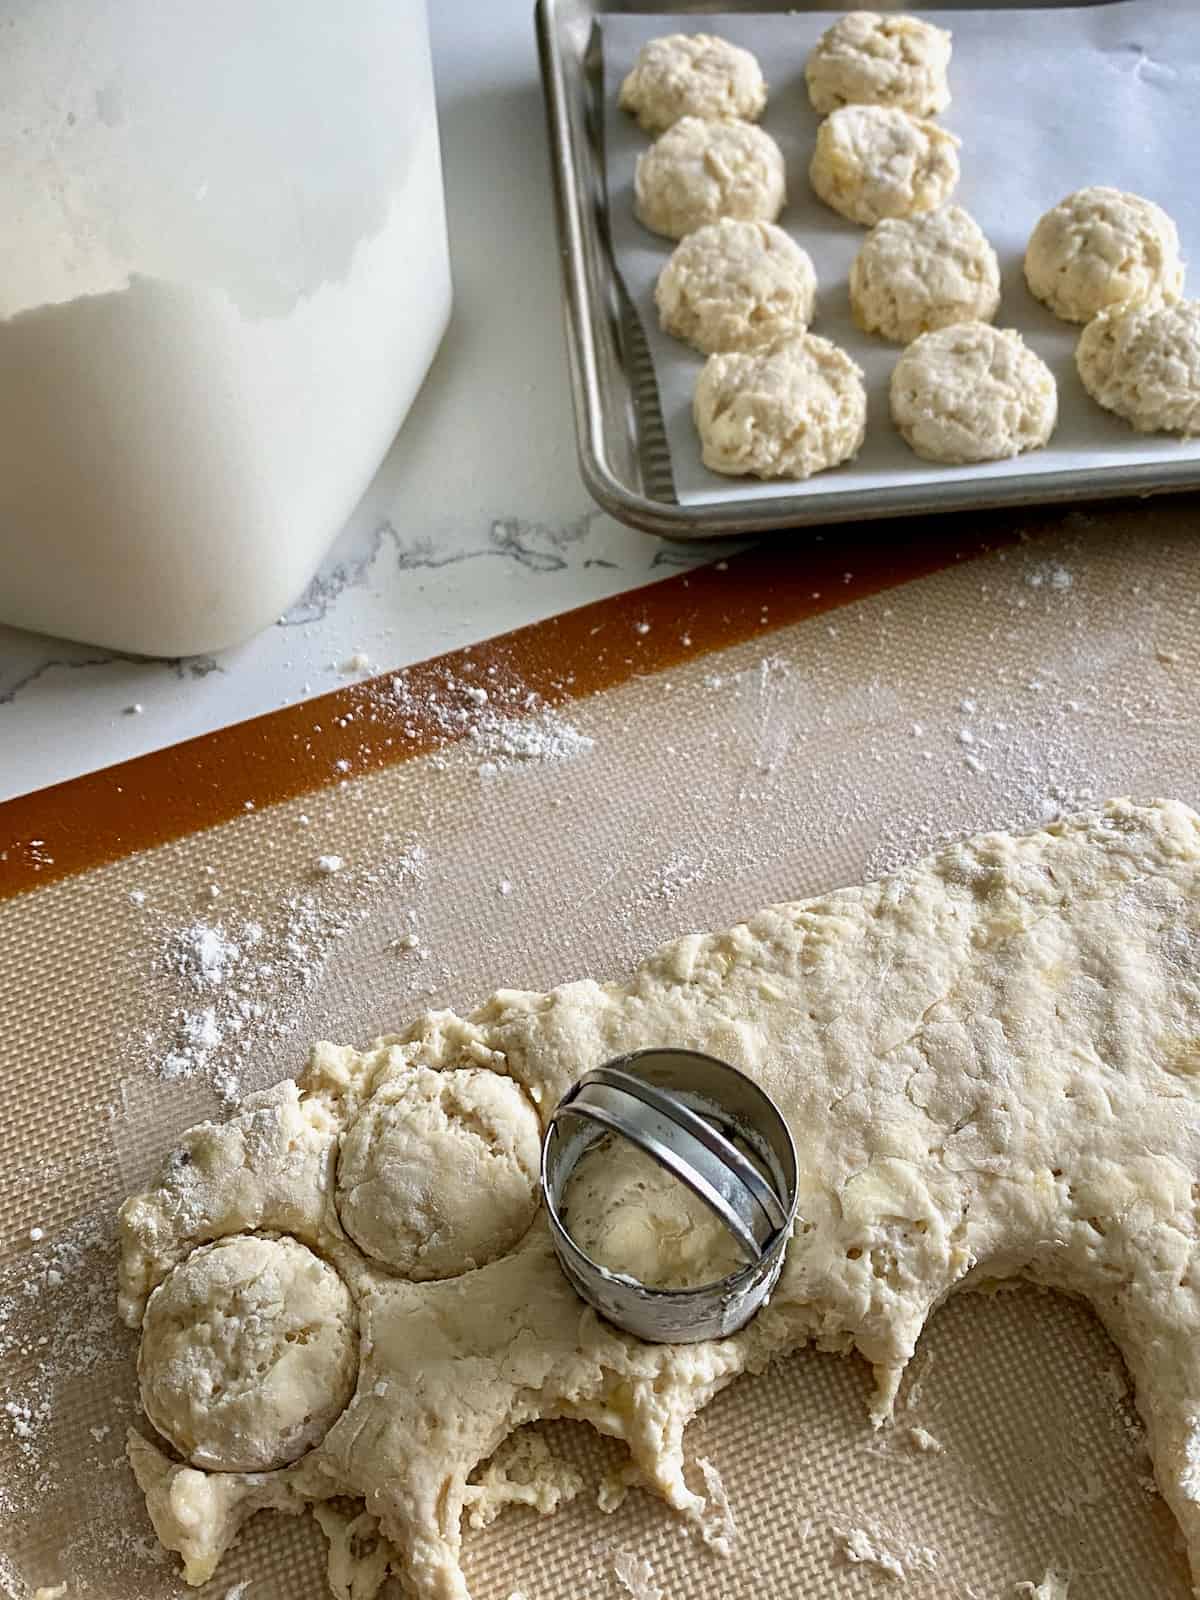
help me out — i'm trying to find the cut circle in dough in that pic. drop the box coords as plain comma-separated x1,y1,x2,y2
655,219,817,354
694,334,867,479
810,103,959,227
619,33,767,134
635,116,786,241
889,322,1057,463
564,1133,744,1290
335,1065,542,1278
805,11,953,117
1025,186,1185,325
1076,299,1200,436
138,1233,358,1473
850,205,1000,344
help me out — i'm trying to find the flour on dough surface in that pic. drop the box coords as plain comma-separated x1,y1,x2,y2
119,799,1200,1600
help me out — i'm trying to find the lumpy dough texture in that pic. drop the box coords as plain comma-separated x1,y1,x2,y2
655,219,817,354
693,334,867,479
890,322,1057,463
635,116,786,241
138,1234,358,1473
810,104,959,226
850,205,1000,344
805,11,952,117
336,1065,542,1278
563,1135,745,1290
619,33,766,134
119,799,1200,1600
1025,186,1184,325
1076,300,1200,437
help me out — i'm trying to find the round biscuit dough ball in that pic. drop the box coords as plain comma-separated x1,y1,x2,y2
635,116,786,241
850,205,1000,343
1025,186,1184,324
1076,300,1200,435
138,1233,359,1472
655,219,817,354
619,33,767,134
694,334,867,479
889,322,1057,464
336,1065,542,1279
805,11,952,117
810,104,959,227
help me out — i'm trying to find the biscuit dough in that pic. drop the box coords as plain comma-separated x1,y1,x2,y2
850,206,1001,343
810,104,959,227
1076,300,1200,436
890,322,1057,463
693,335,867,479
137,1234,359,1473
1025,186,1185,325
562,1134,746,1290
655,219,817,354
635,116,786,241
619,33,767,135
805,11,952,117
119,800,1200,1600
335,1064,541,1278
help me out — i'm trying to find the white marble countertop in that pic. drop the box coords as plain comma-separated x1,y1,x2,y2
0,1,716,804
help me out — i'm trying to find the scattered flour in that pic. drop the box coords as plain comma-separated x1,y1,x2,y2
612,1550,664,1600
1017,1570,1070,1599
839,1524,939,1580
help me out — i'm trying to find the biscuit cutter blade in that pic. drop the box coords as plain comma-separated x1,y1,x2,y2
541,1048,799,1343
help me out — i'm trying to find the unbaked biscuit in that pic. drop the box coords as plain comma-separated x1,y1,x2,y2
810,104,959,227
1076,300,1200,435
850,205,1000,343
694,334,867,479
655,219,817,353
890,322,1057,463
619,32,767,135
138,1234,358,1473
336,1065,542,1278
636,117,787,240
1025,186,1184,325
806,11,952,117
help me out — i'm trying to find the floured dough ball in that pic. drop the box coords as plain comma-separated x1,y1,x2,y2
336,1066,542,1278
635,116,786,241
850,205,1000,343
564,1134,745,1291
694,334,866,479
810,104,959,226
138,1234,358,1472
805,11,952,117
1076,300,1200,435
1025,186,1184,325
619,33,767,135
890,322,1057,464
655,219,817,354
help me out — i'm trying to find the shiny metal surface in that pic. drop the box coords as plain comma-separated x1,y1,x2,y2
542,1047,799,1343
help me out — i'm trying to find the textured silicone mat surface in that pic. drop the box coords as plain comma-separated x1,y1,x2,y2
3,511,1199,1598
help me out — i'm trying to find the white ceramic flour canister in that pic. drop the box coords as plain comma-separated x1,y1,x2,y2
0,0,451,656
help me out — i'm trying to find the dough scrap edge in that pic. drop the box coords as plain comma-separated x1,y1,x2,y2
121,798,1200,1600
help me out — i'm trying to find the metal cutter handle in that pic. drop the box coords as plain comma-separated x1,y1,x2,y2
553,1064,788,1262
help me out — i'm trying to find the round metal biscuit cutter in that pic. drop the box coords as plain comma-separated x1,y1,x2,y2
541,1048,799,1343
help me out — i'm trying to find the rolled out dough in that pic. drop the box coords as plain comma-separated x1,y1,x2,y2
120,799,1200,1600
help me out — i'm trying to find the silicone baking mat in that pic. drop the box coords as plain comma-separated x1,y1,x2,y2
3,500,1199,1598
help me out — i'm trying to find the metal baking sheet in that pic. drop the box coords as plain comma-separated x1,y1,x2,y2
536,0,1200,537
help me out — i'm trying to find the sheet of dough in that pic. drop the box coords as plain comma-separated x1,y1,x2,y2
600,3,1200,506
118,798,1200,1600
